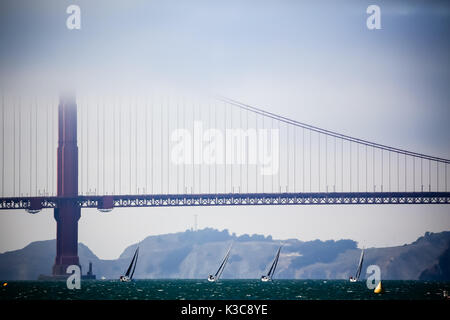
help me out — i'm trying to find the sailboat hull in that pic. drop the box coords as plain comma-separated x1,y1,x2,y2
119,276,131,282
208,244,233,282
262,246,282,282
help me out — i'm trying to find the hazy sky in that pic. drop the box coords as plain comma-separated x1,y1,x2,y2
0,0,449,259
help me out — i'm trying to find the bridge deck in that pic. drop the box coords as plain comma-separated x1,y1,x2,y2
1,192,450,211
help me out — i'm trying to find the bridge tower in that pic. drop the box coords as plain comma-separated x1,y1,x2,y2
52,93,81,276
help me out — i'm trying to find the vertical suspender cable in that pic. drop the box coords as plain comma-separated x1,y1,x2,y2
13,98,16,196
334,136,336,192
128,97,133,194
118,98,121,194
405,154,407,192
113,97,116,194
47,99,50,195
78,97,81,195
429,159,431,191
35,98,38,195
247,108,250,193
0,94,3,196
180,97,184,193
197,102,201,194
357,142,359,192
373,147,375,191
358,143,361,192
161,99,163,193
104,98,106,194
287,123,289,192
30,99,33,195
240,106,242,193
216,102,219,193
349,141,351,192
302,128,305,192
230,103,233,192
208,100,210,194
151,96,154,194
255,112,258,192
146,97,148,193
79,97,82,195
271,117,274,193
19,98,21,196
53,99,55,195
278,119,281,192
365,145,367,192
294,126,296,192
224,102,226,193
87,97,90,193
318,132,320,192
177,98,179,194
397,152,399,192
388,152,391,192
136,99,138,193
182,97,185,193
341,138,343,192
98,98,100,194
134,98,139,194
262,116,264,193
309,129,312,192
326,135,329,192
421,157,423,191
192,101,195,193
435,160,440,192
167,97,170,194
381,149,383,192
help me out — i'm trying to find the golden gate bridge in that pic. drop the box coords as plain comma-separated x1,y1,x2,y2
0,93,448,277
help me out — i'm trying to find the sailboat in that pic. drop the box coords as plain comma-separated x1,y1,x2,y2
120,246,139,282
208,244,232,282
261,245,282,282
349,248,364,282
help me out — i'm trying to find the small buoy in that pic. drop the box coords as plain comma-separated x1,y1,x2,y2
2,282,7,287
374,281,384,294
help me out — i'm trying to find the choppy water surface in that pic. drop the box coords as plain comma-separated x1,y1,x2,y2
1,280,449,300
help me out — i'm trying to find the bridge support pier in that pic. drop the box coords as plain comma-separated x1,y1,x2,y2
52,93,81,276
52,205,80,275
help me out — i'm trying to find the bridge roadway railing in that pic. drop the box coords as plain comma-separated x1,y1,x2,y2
1,192,450,212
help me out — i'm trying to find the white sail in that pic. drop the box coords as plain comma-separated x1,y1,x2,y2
120,246,139,282
261,245,282,281
354,248,364,281
208,243,233,282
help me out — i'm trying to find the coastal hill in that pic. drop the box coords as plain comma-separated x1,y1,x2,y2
0,228,449,280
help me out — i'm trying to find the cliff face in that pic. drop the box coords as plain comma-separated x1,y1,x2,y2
0,240,98,280
419,243,450,281
0,229,449,280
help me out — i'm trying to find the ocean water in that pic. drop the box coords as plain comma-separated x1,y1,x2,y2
0,280,449,300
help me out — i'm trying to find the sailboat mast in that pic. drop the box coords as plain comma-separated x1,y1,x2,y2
214,253,227,277
271,248,281,278
355,249,364,280
125,247,139,277
215,244,232,280
216,254,228,280
266,246,281,277
130,248,139,279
